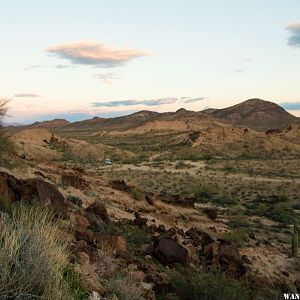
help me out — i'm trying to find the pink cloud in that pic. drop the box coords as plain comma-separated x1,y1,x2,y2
46,41,153,67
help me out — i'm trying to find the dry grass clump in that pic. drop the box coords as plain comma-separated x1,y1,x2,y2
107,274,145,300
0,203,71,299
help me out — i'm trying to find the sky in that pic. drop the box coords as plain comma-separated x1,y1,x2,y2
1,0,300,124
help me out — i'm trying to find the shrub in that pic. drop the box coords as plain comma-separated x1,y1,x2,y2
192,184,215,203
221,228,249,247
175,161,190,169
0,99,15,156
267,204,296,224
130,187,145,201
61,265,88,300
107,273,145,300
0,197,12,213
171,268,256,300
0,203,74,299
213,193,237,206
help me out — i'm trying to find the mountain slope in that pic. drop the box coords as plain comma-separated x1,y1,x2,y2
59,110,160,132
30,119,70,129
202,98,298,131
59,108,228,135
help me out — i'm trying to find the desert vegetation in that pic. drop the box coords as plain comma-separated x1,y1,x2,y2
1,98,300,299
0,203,73,299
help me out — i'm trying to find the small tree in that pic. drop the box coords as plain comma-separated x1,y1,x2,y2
0,99,14,155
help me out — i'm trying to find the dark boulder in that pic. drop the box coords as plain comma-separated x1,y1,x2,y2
153,236,189,266
110,180,131,192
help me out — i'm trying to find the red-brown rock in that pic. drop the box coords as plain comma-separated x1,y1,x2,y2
153,236,189,266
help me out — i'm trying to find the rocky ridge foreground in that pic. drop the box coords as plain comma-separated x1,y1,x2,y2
0,169,298,299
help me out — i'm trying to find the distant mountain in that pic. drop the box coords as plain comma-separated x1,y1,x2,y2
59,108,227,133
10,99,299,134
201,98,298,131
30,119,70,129
60,110,160,132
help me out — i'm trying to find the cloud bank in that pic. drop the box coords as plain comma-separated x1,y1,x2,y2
286,23,300,47
93,73,120,84
14,93,41,98
91,97,205,107
47,41,152,67
184,97,205,103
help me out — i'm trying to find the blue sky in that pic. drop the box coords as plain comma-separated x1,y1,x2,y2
1,0,300,124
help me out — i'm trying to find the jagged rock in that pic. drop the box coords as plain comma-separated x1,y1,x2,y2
0,171,68,213
93,234,127,257
86,200,109,223
75,227,94,244
185,243,199,261
185,227,215,248
75,213,90,230
145,271,171,294
134,212,147,227
157,194,195,207
145,193,157,205
157,224,167,234
242,271,275,293
203,207,217,221
75,252,106,294
86,212,105,232
168,227,177,236
204,240,246,279
61,172,87,189
153,236,189,266
110,179,131,192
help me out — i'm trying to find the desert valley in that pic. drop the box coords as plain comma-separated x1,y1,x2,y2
1,98,300,299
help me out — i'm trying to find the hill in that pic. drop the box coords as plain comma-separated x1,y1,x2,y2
59,108,228,136
202,98,298,131
30,118,70,129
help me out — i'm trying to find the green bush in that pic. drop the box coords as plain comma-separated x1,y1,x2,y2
0,197,12,213
171,268,256,300
213,193,237,206
221,228,249,247
192,184,215,203
61,265,88,300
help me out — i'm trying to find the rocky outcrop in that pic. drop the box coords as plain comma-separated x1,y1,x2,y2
86,200,109,223
153,236,189,266
109,180,131,192
134,212,148,227
61,171,88,189
204,239,246,279
203,207,217,221
0,171,67,213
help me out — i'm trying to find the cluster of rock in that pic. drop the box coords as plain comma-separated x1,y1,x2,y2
0,171,298,298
